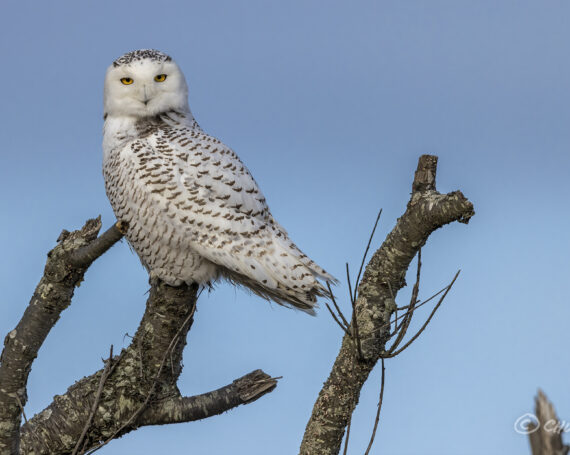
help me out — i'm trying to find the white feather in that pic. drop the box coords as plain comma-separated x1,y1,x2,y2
103,50,336,312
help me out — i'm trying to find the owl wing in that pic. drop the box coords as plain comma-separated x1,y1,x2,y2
130,120,335,310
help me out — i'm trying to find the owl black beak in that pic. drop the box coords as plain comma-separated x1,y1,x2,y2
142,86,150,105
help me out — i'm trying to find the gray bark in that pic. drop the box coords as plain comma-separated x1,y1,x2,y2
2,155,473,454
0,218,110,454
299,155,475,455
528,390,569,455
0,217,277,455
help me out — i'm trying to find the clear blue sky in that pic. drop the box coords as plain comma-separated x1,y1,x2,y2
1,1,569,454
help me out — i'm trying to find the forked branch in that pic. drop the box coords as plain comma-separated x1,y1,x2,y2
0,217,123,454
0,216,277,455
300,155,474,455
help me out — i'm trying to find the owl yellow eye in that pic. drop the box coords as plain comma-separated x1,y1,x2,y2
120,77,134,85
154,74,167,82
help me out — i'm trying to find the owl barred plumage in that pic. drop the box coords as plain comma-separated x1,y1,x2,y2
103,49,336,313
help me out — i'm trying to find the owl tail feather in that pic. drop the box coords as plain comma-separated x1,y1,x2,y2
218,265,335,315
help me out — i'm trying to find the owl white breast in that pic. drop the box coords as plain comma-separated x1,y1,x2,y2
103,49,335,313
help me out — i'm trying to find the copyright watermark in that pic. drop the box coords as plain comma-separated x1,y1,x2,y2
514,413,570,435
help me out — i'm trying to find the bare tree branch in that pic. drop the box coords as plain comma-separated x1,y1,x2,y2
384,271,459,358
17,277,278,455
69,220,127,268
342,416,351,455
346,263,363,360
72,346,116,455
84,301,199,455
353,209,382,304
325,303,351,336
325,282,351,335
387,249,422,353
1,154,471,455
299,155,474,455
364,358,385,455
0,217,277,454
528,390,570,455
136,369,278,426
0,217,121,454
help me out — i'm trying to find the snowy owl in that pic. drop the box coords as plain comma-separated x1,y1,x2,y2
103,49,336,313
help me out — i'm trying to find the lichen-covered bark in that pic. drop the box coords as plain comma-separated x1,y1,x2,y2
137,369,278,426
299,155,475,455
1,218,277,455
19,281,198,454
18,281,277,455
0,218,105,455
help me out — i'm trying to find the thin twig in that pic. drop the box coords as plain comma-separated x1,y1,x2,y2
170,338,179,377
342,415,351,455
327,282,351,330
364,358,385,455
346,263,363,360
396,285,448,311
15,396,27,425
382,270,460,358
137,336,143,379
386,280,397,332
346,263,354,306
353,209,382,303
325,303,351,336
85,302,197,455
394,304,398,335
298,155,474,455
351,308,363,361
388,249,421,353
376,283,451,338
197,286,205,300
72,345,115,455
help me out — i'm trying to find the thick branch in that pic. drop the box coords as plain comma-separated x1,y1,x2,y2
1,216,276,454
138,369,278,426
18,280,198,454
18,278,278,454
0,217,123,455
299,155,474,455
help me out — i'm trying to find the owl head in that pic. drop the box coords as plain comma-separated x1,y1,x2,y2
104,49,189,118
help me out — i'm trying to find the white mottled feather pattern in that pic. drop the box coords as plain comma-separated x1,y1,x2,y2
103,50,336,313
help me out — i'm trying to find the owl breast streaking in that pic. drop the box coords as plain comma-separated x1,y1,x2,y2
103,49,336,313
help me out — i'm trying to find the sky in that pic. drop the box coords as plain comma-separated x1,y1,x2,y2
1,1,569,454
